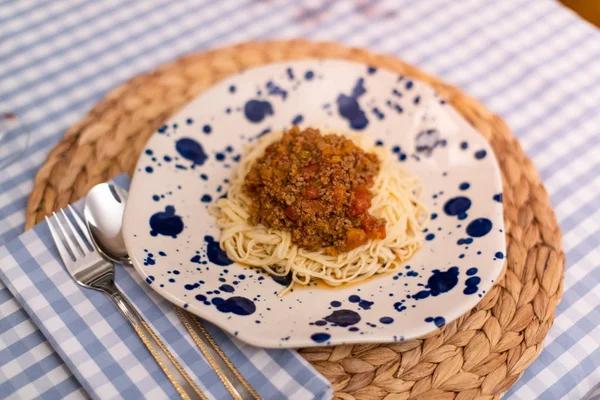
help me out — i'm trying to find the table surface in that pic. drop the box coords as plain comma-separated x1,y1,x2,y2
1,1,600,399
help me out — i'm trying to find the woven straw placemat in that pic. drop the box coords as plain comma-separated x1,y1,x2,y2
26,41,564,400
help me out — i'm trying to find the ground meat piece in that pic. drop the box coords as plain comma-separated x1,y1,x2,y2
244,126,386,252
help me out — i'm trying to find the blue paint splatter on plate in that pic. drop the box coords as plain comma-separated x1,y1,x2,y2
176,138,208,166
425,316,445,328
336,78,368,130
311,333,330,343
149,206,184,238
244,100,273,123
204,236,233,266
466,218,493,238
212,296,256,315
323,310,360,327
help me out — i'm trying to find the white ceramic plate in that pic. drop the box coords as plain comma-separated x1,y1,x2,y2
123,60,505,348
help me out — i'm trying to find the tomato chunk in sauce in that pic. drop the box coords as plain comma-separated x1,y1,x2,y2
244,127,386,252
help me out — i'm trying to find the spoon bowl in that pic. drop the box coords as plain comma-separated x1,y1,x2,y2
84,183,131,265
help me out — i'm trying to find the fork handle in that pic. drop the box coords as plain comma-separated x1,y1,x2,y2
105,287,207,400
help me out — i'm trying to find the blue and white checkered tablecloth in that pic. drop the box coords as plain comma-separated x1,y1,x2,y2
0,175,332,400
1,0,599,398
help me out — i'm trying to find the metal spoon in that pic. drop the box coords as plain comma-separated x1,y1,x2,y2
83,184,205,399
84,183,258,400
84,183,131,266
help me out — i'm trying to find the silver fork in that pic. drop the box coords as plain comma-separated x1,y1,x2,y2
46,206,206,400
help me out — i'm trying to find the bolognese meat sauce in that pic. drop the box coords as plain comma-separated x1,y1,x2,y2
244,127,386,253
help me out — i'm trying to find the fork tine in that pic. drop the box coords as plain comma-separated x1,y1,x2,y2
60,208,88,257
54,211,82,259
46,215,75,265
67,204,93,251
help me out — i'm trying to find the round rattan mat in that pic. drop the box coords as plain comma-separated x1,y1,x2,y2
26,41,564,400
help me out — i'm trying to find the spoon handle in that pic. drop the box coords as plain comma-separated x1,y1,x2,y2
105,284,207,400
175,308,261,400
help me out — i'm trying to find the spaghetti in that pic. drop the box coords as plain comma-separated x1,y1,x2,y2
210,130,428,295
